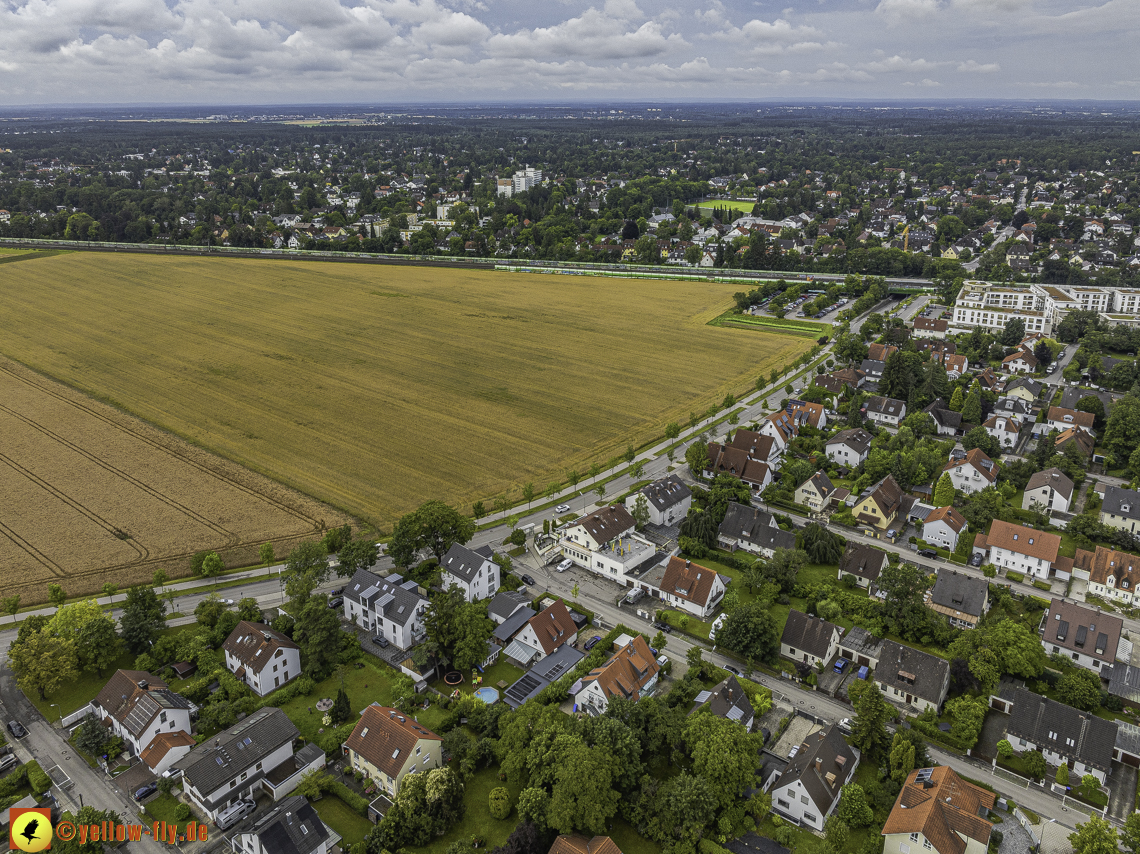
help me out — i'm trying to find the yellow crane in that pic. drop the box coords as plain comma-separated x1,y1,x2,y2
901,224,910,252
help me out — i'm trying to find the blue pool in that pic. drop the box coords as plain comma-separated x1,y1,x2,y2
474,687,499,704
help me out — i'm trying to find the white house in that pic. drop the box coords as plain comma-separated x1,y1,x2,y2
223,622,302,697
1047,406,1096,436
825,428,873,467
983,520,1067,581
876,641,950,714
795,471,836,512
1040,598,1126,673
718,502,797,557
91,671,193,761
942,448,998,495
1002,348,1038,374
652,556,727,619
560,505,659,585
1100,485,1140,535
344,705,442,796
230,796,333,854
982,414,1021,449
440,543,500,602
882,767,994,854
625,475,692,526
766,725,858,831
1074,545,1139,607
343,569,429,650
864,396,907,428
1023,468,1074,514
504,600,579,667
922,506,968,552
780,610,843,668
574,635,660,713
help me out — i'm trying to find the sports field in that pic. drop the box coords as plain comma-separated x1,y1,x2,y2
0,253,811,527
693,200,756,217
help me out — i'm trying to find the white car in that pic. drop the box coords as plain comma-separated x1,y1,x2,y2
555,504,571,513
557,559,573,572
838,717,854,734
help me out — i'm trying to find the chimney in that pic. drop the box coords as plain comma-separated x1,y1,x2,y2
138,680,148,690
815,757,822,772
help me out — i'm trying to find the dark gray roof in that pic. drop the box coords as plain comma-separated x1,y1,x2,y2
838,627,883,662
780,610,843,660
494,607,536,643
992,397,1031,417
181,707,298,797
1116,721,1140,759
123,690,190,738
1005,377,1043,398
925,405,962,432
706,675,754,725
861,359,886,376
638,475,692,512
503,672,549,709
838,543,888,582
246,795,329,854
1058,387,1115,415
865,395,906,416
877,640,950,706
930,570,989,619
1104,663,1140,705
999,685,1116,772
1025,468,1074,501
487,591,530,622
441,543,494,584
827,428,873,455
719,503,796,551
531,643,584,681
772,724,856,816
1102,485,1140,522
345,569,427,628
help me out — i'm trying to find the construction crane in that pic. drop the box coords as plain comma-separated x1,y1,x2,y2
901,224,910,252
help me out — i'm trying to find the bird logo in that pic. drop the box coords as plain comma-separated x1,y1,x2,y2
9,808,52,852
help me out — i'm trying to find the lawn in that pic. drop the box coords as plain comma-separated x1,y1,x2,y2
693,200,756,217
311,793,373,846
143,792,194,833
276,659,399,743
609,817,662,854
0,253,812,527
414,766,522,854
430,660,525,697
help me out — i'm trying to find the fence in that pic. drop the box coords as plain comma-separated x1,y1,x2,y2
990,763,1033,790
60,704,94,729
1012,808,1041,846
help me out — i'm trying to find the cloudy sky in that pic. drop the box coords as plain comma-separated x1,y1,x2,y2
0,0,1136,105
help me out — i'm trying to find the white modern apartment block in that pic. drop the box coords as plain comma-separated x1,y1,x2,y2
951,280,1140,335
512,166,543,194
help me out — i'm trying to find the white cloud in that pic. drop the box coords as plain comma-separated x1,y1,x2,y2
957,59,1000,72
874,0,941,18
486,9,684,60
859,55,948,72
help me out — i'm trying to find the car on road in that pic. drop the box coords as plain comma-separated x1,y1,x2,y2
724,665,741,676
134,782,158,801
371,635,390,648
833,658,849,674
584,636,602,650
520,574,536,586
557,559,573,572
6,721,26,740
838,717,854,735
969,552,983,567
328,596,343,609
555,504,570,514
918,549,938,559
0,755,18,774
222,598,235,605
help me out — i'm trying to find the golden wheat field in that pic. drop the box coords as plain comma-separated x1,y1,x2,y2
0,252,811,533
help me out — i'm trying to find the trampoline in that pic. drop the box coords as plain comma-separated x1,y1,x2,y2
444,672,464,686
474,687,499,704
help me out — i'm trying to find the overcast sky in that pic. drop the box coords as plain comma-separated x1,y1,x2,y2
0,0,1136,105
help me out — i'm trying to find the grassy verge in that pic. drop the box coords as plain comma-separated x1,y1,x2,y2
710,311,829,337
311,793,373,846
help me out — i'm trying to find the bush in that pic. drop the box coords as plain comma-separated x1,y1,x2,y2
330,781,370,816
982,565,996,578
174,803,191,822
1032,580,1052,591
996,739,1013,759
0,766,28,798
25,761,50,795
488,787,512,820
1022,750,1047,780
988,829,1003,851
1055,763,1069,786
1006,571,1025,583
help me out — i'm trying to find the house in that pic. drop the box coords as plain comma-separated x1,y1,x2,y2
223,622,302,697
440,543,500,602
825,428,873,467
852,475,904,533
1100,485,1140,535
574,635,660,713
767,725,859,831
761,412,799,457
780,610,844,668
718,502,797,558
927,570,989,630
976,367,1002,393
343,570,429,650
838,627,884,669
790,400,828,431
875,640,950,713
703,442,773,493
559,505,659,585
91,670,193,761
1004,377,1043,403
697,675,755,731
1047,406,1096,436
486,591,531,625
1040,598,1126,673
937,352,969,379
1002,349,1037,374
139,731,197,778
795,471,836,512
1055,425,1095,459
344,705,442,796
869,343,898,362
864,396,907,428
625,475,691,526
922,401,962,437
922,506,968,553
992,686,1116,783
505,600,579,667
1023,468,1074,514
230,795,333,854
655,556,727,619
180,708,325,821
912,316,949,338
837,543,889,591
881,766,994,854
501,644,586,709
984,520,1066,581
982,413,1021,449
1073,545,1139,607
549,837,622,854
941,448,998,495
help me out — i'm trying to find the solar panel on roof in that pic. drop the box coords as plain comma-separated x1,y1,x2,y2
726,706,745,722
694,690,712,703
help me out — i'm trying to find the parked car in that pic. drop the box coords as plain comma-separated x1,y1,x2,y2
918,549,938,559
724,665,741,676
371,635,389,648
520,574,536,586
555,504,570,514
330,587,343,596
328,596,343,609
838,717,854,735
557,559,573,572
969,552,984,567
0,755,19,774
134,782,158,801
6,721,26,740
584,636,602,650
833,658,849,674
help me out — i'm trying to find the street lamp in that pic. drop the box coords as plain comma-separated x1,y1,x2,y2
49,703,61,724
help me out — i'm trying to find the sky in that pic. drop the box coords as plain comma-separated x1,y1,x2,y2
0,0,1137,105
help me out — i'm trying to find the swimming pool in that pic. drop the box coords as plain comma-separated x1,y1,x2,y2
474,687,499,704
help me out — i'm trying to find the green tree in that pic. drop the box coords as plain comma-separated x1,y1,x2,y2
1023,749,1047,780
825,815,850,853
284,540,331,606
1103,391,1140,461
960,380,983,424
1057,668,1102,711
119,585,167,654
9,630,78,699
665,422,681,440
685,441,710,478
1056,762,1070,787
200,551,225,578
968,647,1002,693
337,537,379,576
888,732,916,786
390,500,476,566
74,713,110,757
259,542,276,575
331,687,351,725
1121,811,1140,854
2,594,19,624
933,472,955,507
48,583,66,609
293,594,343,679
631,494,650,530
849,679,892,761
1068,815,1119,854
948,386,965,412
151,569,167,590
195,595,226,628
1075,395,1106,432
837,782,875,828
761,547,808,594
236,597,262,622
685,713,763,812
714,601,780,663
489,786,512,820
546,737,619,835
101,583,119,604
516,787,550,829
800,524,845,564
1001,317,1026,346
522,482,536,509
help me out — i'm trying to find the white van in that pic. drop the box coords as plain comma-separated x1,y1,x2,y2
215,799,255,830
556,559,573,572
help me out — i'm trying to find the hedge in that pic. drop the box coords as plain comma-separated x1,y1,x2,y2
330,780,370,816
1005,571,1025,583
25,761,50,795
0,765,28,798
1032,581,1052,592
909,718,969,753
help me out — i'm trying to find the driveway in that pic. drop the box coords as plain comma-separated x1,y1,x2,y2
1106,760,1138,823
974,709,1010,762
997,814,1034,854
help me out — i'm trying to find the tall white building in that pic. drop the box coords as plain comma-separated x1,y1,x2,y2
950,280,1140,336
512,166,543,194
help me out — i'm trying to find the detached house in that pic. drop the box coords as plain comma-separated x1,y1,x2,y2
912,316,949,338
1073,545,1139,607
922,506,968,553
230,795,333,854
1055,426,1095,460
1100,485,1140,535
876,640,950,714
825,428,873,467
718,502,797,558
560,505,658,585
343,570,429,650
655,556,727,619
984,520,1068,581
505,600,579,667
1002,348,1037,374
703,441,773,493
795,472,836,512
223,622,302,697
1023,468,1074,514
1040,598,1125,673
697,675,755,731
852,475,904,533
440,543,500,602
982,413,1021,449
91,671,193,770
882,766,994,854
780,610,844,669
574,635,660,713
344,705,442,796
767,725,859,830
1047,406,1096,436
864,396,907,428
625,475,691,526
992,686,1116,783
941,448,998,495
837,543,889,591
927,570,989,630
